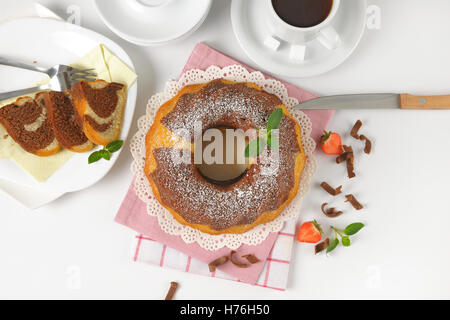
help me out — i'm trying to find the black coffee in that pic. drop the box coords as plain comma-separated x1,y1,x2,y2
272,0,333,28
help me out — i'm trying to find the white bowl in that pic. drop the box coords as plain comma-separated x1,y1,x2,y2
94,0,213,46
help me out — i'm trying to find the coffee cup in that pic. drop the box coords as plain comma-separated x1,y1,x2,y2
265,0,341,61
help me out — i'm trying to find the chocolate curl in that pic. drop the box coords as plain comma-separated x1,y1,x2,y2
350,119,373,154
336,152,351,164
208,256,229,272
343,145,353,153
351,120,363,139
360,135,372,154
315,238,330,254
320,182,343,196
230,251,249,268
342,145,356,179
346,157,356,179
321,203,344,218
345,194,364,210
242,254,261,264
164,282,179,300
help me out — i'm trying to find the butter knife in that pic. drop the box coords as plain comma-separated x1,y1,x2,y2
296,93,450,110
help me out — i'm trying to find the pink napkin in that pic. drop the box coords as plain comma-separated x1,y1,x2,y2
115,42,334,288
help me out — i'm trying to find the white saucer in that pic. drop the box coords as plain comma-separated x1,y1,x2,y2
94,0,213,47
231,0,367,78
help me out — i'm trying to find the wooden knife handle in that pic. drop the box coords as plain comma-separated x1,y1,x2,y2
400,94,450,109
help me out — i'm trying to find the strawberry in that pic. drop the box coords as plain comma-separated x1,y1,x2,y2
320,131,343,155
297,220,323,244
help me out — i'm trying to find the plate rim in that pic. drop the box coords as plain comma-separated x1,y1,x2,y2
0,17,138,193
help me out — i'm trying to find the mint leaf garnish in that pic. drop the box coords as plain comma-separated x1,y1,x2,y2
342,236,351,247
344,223,365,236
267,131,279,150
99,150,111,161
324,223,365,254
106,140,124,153
245,108,283,158
245,137,267,158
88,140,124,164
267,108,283,132
88,151,103,164
326,238,339,254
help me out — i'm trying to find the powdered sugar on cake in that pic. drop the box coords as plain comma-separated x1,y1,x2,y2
150,80,301,230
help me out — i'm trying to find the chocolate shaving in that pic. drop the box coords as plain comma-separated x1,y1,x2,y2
336,152,351,164
315,238,330,254
164,282,178,300
208,256,229,272
229,251,249,268
346,158,356,178
242,254,261,264
360,135,372,154
343,145,353,153
351,120,363,139
350,120,373,154
321,203,344,218
342,145,356,178
3,134,8,139
345,194,364,210
320,182,342,196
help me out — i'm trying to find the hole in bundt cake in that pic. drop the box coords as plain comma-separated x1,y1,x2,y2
195,125,249,186
197,168,248,187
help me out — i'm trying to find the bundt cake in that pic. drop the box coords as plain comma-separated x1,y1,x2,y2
145,79,306,235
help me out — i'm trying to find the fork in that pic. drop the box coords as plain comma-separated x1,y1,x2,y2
0,57,97,101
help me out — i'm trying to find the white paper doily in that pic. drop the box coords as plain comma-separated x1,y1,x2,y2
130,65,316,251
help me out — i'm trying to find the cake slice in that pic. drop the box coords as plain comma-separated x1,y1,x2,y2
0,93,61,156
44,90,94,153
72,80,127,146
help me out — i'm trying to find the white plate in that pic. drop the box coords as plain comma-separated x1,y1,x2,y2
231,0,367,78
94,0,213,46
0,18,137,193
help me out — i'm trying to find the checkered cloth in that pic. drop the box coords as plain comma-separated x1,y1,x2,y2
132,220,296,291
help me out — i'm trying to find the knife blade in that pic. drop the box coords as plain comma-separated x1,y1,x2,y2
295,93,450,110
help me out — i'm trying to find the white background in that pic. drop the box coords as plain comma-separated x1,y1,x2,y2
1,0,450,299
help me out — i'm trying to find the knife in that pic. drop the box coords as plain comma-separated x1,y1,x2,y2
295,93,450,110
